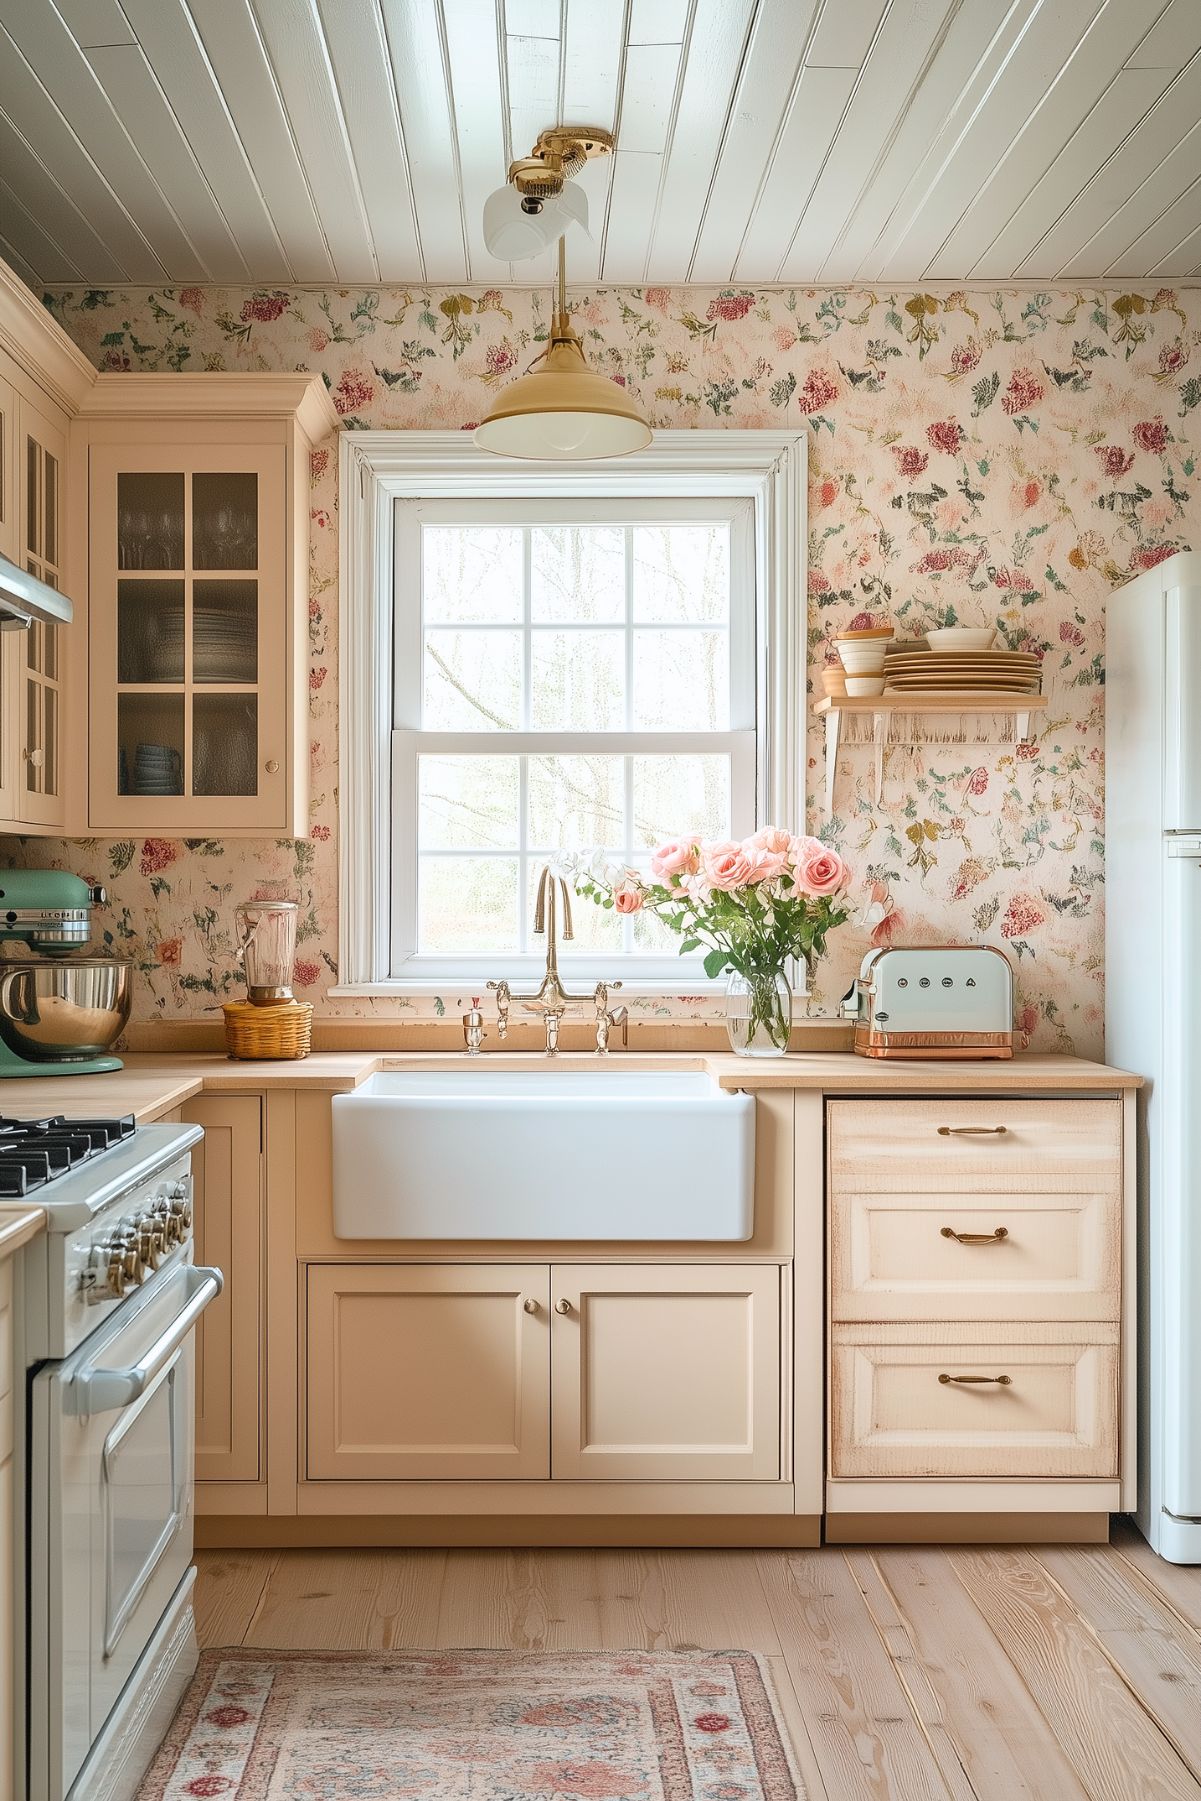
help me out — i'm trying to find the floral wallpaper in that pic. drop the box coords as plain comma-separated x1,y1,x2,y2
10,280,1201,1054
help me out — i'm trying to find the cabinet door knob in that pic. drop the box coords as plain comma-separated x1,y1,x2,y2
265,758,279,775
554,1298,573,1315
940,1225,1009,1245
523,1297,540,1314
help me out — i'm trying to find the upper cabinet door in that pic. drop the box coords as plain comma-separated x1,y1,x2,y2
88,441,291,834
0,376,17,825
550,1264,782,1481
16,397,67,827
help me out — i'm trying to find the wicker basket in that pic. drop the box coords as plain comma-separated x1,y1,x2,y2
222,999,313,1060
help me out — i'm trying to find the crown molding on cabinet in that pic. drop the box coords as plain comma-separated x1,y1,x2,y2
75,371,340,440
0,259,95,418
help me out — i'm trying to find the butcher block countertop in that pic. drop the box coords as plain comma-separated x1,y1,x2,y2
0,1048,1141,1123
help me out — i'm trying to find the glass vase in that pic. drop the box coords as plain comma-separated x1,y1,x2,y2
725,967,792,1057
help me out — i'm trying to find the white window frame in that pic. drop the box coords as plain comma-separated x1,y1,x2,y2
334,430,808,997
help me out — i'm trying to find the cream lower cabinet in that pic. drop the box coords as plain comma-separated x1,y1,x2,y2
304,1261,781,1485
551,1265,780,1481
184,1096,264,1485
0,1264,13,1801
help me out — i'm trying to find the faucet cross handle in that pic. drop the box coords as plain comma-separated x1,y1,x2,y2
594,979,628,1055
486,978,511,1039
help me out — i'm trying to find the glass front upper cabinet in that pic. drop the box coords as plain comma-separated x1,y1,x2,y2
18,399,67,827
89,444,288,831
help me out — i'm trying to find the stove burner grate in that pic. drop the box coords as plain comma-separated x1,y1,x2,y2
0,1114,137,1197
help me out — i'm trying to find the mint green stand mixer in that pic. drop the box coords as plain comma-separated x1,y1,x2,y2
0,870,131,1077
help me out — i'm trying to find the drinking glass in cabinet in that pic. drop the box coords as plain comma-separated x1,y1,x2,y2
118,580,184,684
117,472,184,571
193,580,257,684
117,694,184,795
193,694,258,796
193,472,257,570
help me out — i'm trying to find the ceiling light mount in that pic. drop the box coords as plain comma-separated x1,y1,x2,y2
505,126,614,215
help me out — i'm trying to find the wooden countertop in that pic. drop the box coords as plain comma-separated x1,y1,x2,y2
0,1204,44,1259
0,1047,1141,1123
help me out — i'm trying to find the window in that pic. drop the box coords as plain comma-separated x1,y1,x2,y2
335,432,806,995
392,499,755,981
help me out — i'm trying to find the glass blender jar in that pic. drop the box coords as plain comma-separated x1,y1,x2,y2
235,900,299,1005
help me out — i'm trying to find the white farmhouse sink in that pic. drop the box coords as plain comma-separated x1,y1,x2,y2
332,1068,755,1240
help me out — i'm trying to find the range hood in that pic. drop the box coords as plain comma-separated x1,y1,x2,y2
0,551,73,631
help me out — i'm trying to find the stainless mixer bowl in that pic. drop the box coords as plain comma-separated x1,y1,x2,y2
0,958,133,1061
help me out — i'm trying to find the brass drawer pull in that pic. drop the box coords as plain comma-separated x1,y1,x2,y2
940,1225,1009,1245
937,1125,1008,1136
938,1373,1012,1386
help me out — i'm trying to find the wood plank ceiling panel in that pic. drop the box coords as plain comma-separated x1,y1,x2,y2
0,111,129,283
186,0,336,282
505,27,561,166
439,0,515,284
926,0,1175,280
1,0,206,277
1015,56,1201,276
688,0,822,283
248,0,379,281
0,24,165,279
83,44,251,282
1091,155,1201,277
774,0,958,283
116,0,292,284
648,0,756,284
556,0,627,283
1127,0,1201,69
1154,220,1201,278
871,0,1111,281
0,177,83,282
318,0,428,283
0,234,40,290
601,39,686,283
52,0,135,48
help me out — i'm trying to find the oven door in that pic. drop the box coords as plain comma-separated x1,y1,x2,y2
30,1258,222,1801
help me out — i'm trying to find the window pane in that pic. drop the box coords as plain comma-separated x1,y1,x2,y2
419,756,519,850
423,527,522,622
633,630,728,729
528,755,625,853
633,525,729,623
526,861,623,954
424,630,521,729
530,631,624,730
419,856,518,952
531,526,624,622
632,755,731,851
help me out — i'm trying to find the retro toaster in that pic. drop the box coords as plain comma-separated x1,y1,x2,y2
841,945,1014,1060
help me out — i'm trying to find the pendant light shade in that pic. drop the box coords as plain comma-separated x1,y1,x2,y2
476,240,652,461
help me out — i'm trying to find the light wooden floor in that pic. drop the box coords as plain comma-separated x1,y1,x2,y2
195,1520,1201,1801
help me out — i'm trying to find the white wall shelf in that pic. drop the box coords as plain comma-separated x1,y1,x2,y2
814,693,1048,812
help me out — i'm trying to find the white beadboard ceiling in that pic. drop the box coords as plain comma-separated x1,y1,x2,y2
0,0,1199,291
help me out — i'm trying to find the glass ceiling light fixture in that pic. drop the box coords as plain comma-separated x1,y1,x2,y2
476,128,653,462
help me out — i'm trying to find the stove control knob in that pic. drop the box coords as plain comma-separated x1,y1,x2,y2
168,1193,193,1230
135,1214,166,1270
107,1234,144,1298
152,1198,183,1245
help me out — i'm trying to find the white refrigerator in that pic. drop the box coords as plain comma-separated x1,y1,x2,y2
1107,548,1201,1564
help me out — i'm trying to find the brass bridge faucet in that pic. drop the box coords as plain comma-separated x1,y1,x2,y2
487,864,588,1056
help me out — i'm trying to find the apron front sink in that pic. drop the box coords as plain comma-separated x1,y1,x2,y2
331,1067,755,1240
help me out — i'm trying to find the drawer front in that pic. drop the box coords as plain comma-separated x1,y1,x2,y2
0,1261,11,1406
828,1098,1122,1194
831,1187,1120,1323
831,1324,1119,1479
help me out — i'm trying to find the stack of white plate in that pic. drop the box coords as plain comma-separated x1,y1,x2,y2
884,647,1041,695
194,608,256,683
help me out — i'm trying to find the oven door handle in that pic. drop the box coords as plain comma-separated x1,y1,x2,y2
68,1265,223,1415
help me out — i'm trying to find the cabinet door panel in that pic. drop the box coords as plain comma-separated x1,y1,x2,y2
831,1323,1119,1479
15,397,66,827
551,1264,781,1481
306,1264,550,1480
183,1096,263,1482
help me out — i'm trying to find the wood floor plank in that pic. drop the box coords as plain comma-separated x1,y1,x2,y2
193,1549,278,1649
241,1549,446,1650
762,1652,834,1801
951,1548,1201,1801
433,1548,607,1649
617,1550,784,1653
760,1549,957,1801
1037,1546,1201,1779
868,1548,1091,1801
1111,1518,1201,1638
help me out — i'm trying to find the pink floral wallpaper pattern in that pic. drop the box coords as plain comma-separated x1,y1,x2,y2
12,281,1201,1054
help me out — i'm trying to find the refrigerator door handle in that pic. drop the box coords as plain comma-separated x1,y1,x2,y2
1165,838,1201,857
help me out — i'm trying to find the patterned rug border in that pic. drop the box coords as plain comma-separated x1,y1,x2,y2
142,1644,806,1799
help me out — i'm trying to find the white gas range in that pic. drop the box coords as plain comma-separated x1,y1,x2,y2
4,1114,220,1801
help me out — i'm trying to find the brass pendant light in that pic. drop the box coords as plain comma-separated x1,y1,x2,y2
475,132,652,461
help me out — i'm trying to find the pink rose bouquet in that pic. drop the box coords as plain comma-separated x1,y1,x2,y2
574,827,851,1053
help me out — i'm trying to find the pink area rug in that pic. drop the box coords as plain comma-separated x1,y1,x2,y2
137,1646,804,1799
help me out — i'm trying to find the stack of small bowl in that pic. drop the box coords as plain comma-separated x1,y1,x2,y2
830,623,894,696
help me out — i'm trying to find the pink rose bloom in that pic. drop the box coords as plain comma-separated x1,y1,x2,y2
794,844,848,897
751,826,793,856
787,833,826,866
741,838,787,883
650,838,700,883
612,880,643,914
703,840,755,891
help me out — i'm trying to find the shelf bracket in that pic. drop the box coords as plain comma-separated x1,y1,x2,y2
824,707,841,817
1016,709,1031,744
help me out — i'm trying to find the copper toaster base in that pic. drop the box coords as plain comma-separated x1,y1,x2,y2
854,1027,1014,1061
